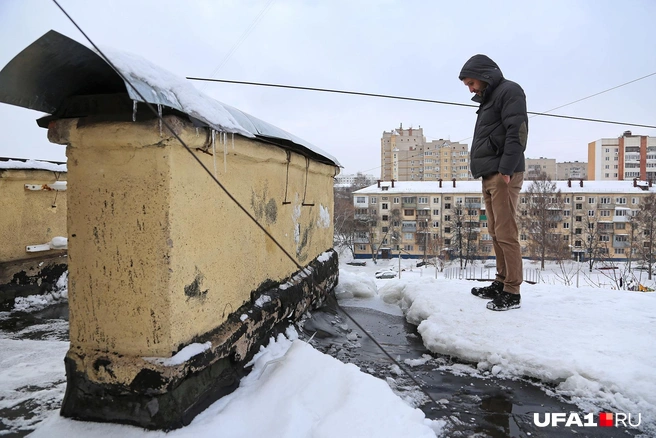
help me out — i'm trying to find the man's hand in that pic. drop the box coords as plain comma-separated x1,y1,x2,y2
501,174,511,184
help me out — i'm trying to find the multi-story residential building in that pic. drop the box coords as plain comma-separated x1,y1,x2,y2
525,157,556,180
352,179,656,261
334,172,377,187
588,131,656,181
556,161,587,180
380,124,471,182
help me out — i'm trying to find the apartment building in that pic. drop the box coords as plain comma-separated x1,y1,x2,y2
380,124,471,181
525,157,556,180
352,179,656,261
334,172,377,187
556,161,587,180
588,131,656,181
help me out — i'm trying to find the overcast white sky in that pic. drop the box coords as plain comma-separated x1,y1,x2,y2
0,0,655,176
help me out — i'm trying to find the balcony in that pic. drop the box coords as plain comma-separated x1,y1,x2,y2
612,239,630,249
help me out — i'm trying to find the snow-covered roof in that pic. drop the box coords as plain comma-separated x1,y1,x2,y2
354,180,656,195
0,157,66,172
0,31,340,168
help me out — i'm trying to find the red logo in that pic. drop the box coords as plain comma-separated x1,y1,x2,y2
599,413,614,427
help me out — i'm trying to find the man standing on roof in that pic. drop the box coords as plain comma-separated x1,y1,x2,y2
459,54,528,311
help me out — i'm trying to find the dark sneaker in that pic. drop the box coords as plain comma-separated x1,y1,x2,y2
471,280,504,299
486,291,521,311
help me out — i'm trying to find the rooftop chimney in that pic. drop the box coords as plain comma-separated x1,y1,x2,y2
579,179,583,187
633,178,638,188
650,179,653,188
623,130,632,137
391,179,395,188
567,178,571,188
377,180,381,188
438,179,442,188
452,178,456,188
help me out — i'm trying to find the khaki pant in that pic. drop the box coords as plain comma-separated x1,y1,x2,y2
482,172,523,294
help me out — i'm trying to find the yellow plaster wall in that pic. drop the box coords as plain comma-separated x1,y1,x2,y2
0,168,67,263
167,136,335,347
51,116,336,357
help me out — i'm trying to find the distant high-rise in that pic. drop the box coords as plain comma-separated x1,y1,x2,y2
588,131,656,181
380,124,471,181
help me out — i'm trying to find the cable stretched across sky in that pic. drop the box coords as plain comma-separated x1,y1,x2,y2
186,77,656,130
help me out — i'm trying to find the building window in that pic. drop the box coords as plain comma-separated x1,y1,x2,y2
404,245,414,251
404,209,414,216
445,227,451,233
588,197,595,204
418,197,428,204
382,215,389,221
356,197,366,203
563,223,570,229
588,210,595,217
432,197,440,203
370,197,377,204
394,197,400,204
382,203,389,210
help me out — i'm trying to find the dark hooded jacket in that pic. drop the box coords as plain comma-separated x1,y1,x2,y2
459,55,528,179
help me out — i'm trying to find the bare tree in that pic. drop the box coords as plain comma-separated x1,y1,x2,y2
633,193,656,280
580,213,606,272
446,201,479,268
355,207,401,263
521,175,565,269
333,189,357,256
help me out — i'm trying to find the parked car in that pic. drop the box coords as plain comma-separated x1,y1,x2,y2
375,271,397,279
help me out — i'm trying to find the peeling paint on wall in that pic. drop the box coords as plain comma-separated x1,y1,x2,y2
184,269,208,301
250,187,277,225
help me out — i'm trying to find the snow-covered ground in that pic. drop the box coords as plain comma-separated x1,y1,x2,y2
1,258,655,436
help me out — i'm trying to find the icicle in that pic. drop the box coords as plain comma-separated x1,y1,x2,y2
211,129,218,177
223,132,228,172
196,127,199,137
157,104,163,137
132,100,137,122
210,128,216,177
231,133,234,149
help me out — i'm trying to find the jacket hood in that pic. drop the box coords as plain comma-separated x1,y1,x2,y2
458,54,504,88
